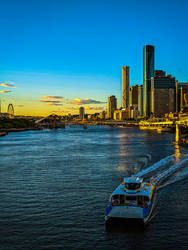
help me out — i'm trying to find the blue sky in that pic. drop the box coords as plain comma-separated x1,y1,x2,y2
0,0,187,115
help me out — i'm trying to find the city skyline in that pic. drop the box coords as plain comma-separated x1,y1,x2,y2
0,0,188,116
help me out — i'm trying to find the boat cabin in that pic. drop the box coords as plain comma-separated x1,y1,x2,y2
123,177,143,191
111,194,149,208
105,176,156,223
110,177,154,208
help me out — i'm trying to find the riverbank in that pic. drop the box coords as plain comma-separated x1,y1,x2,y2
0,127,42,137
0,131,8,137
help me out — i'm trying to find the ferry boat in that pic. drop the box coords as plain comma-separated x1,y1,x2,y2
105,176,157,225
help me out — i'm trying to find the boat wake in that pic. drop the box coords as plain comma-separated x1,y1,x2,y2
157,166,188,190
135,154,151,172
117,154,152,174
135,155,176,178
135,154,188,189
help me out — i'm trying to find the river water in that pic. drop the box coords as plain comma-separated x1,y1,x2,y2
0,126,187,249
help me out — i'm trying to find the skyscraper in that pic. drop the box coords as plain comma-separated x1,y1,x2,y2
143,45,154,117
79,107,85,120
129,85,138,107
150,74,175,116
122,66,129,109
107,95,117,119
138,85,143,116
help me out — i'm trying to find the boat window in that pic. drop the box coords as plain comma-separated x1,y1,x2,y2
112,195,119,200
137,196,149,207
111,195,120,205
125,196,136,201
111,195,126,205
111,195,149,206
125,183,141,190
137,196,142,206
119,195,125,205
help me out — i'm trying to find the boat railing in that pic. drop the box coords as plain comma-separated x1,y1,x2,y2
111,200,148,208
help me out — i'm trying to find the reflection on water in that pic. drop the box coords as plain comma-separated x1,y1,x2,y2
175,144,181,160
0,126,187,249
116,165,130,172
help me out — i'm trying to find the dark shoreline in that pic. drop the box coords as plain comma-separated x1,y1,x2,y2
0,127,42,137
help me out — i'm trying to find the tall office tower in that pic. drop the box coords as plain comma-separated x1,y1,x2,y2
138,85,143,116
79,107,85,120
143,45,155,117
122,66,130,108
107,95,117,119
129,85,138,107
150,74,175,117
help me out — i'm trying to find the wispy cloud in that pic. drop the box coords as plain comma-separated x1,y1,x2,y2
47,103,63,106
38,97,64,106
0,90,12,93
0,83,16,88
85,106,105,111
39,100,62,104
70,98,106,105
42,96,63,101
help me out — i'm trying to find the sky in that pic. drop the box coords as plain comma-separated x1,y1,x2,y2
0,0,188,116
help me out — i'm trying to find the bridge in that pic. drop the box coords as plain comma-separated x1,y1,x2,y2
139,119,175,132
139,115,188,144
35,115,139,128
35,115,89,129
35,114,188,145
35,114,64,129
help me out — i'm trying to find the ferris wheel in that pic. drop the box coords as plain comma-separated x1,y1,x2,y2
7,104,14,118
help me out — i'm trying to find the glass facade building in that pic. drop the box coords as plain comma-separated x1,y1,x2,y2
129,85,138,106
107,95,117,119
143,45,154,117
150,75,175,116
79,107,85,120
122,66,129,109
138,85,143,116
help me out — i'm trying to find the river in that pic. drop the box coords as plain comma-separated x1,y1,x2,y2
0,126,187,249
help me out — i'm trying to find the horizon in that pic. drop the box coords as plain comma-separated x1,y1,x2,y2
0,0,188,116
